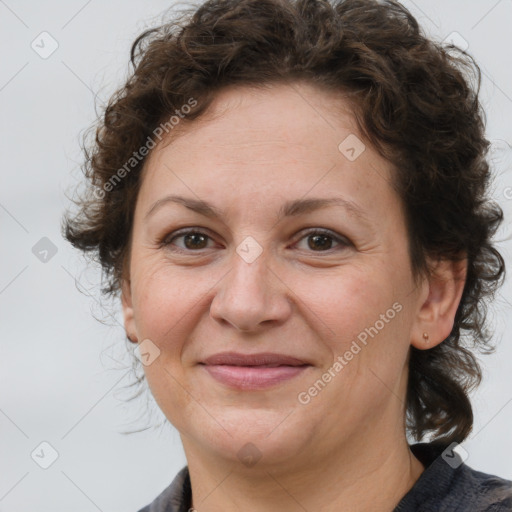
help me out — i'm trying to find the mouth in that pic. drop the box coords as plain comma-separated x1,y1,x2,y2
199,352,312,390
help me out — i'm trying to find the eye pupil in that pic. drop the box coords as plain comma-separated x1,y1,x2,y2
184,233,208,249
308,234,332,251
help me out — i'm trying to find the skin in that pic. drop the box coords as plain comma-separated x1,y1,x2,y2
122,81,467,511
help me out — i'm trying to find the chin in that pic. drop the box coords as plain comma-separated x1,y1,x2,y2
183,408,314,468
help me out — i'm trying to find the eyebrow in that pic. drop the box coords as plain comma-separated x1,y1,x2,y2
144,194,370,224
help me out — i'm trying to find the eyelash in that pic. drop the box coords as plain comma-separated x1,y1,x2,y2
160,227,350,254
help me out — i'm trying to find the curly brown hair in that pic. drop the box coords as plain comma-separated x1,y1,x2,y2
62,0,505,444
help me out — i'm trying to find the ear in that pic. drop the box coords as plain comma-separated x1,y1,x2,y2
411,256,467,350
121,277,139,344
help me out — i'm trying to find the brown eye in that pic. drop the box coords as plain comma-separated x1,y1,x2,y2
161,227,350,254
294,229,350,252
162,229,214,252
182,232,209,250
307,233,334,251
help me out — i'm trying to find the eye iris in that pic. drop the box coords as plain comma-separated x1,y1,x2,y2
184,233,208,249
308,234,332,251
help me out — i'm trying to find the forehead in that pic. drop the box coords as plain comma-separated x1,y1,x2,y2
138,82,397,221
161,82,361,154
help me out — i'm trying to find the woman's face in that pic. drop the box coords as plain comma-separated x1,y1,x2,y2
122,82,428,469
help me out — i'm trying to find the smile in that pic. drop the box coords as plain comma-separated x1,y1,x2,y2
200,363,311,390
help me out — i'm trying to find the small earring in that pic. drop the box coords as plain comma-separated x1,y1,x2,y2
422,332,429,344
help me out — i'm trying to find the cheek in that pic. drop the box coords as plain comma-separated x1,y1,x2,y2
130,264,205,428
131,261,204,336
293,264,401,340
296,262,413,392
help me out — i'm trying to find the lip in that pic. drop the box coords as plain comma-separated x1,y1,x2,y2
200,352,311,390
202,351,309,367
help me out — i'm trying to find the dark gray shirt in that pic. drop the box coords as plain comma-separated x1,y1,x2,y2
137,442,512,511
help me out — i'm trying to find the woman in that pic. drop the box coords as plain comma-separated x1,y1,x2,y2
62,0,512,510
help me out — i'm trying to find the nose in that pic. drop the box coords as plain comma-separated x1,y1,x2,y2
209,249,293,332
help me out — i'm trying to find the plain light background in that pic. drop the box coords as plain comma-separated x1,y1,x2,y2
1,0,511,510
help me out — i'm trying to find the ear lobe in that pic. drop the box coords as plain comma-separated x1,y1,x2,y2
411,257,467,350
121,278,138,344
